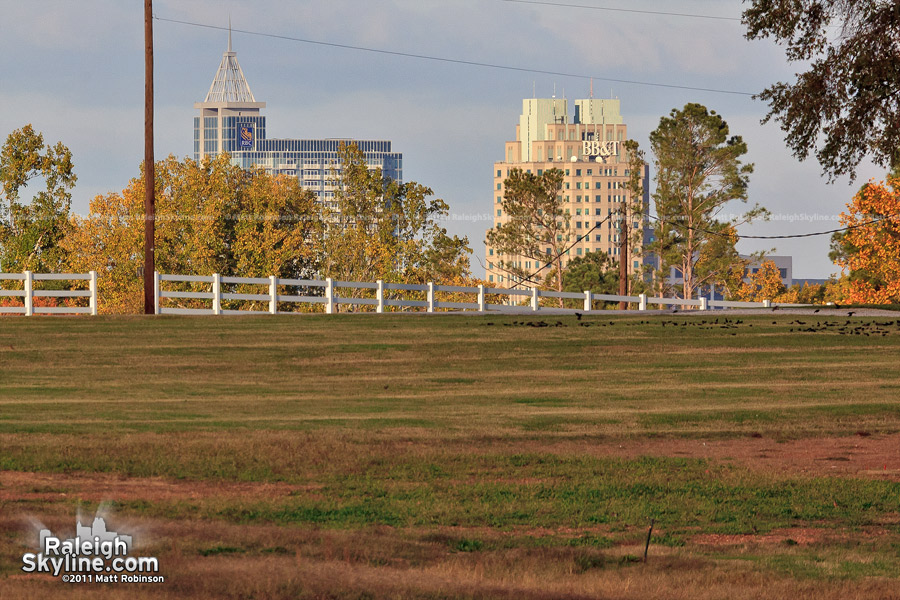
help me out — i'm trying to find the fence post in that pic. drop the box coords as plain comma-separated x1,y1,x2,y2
478,284,486,312
153,271,160,315
700,297,708,311
376,280,384,313
639,293,647,311
24,270,33,316
584,290,591,312
89,270,98,316
325,278,335,314
427,282,435,313
212,273,222,315
269,276,278,315
531,287,539,311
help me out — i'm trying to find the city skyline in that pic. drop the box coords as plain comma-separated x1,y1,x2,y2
0,0,886,278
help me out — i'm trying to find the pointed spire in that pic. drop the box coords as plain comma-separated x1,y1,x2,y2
203,26,257,103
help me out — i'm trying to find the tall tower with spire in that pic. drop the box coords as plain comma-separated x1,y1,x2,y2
193,24,266,162
193,30,402,206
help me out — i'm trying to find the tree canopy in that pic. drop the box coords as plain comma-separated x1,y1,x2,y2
321,144,470,286
831,173,900,304
649,103,764,300
63,147,474,314
743,0,900,180
63,154,323,313
486,167,569,301
0,124,76,272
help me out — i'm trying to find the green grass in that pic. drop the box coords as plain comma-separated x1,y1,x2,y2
1,314,899,437
3,313,900,597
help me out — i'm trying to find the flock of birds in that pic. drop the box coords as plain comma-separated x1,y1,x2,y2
483,315,900,336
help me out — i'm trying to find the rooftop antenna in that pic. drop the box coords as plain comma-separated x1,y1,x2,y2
590,77,594,98
552,82,556,98
228,16,233,52
533,81,536,98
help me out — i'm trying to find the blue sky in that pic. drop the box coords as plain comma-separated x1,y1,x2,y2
0,0,885,278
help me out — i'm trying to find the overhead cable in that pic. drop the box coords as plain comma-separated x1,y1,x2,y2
155,16,756,97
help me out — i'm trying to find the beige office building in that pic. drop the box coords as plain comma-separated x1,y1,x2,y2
485,97,649,287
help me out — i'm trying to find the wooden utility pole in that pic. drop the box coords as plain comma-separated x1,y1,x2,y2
144,0,156,314
618,204,628,310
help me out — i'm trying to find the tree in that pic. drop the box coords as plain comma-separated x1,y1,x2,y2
321,143,471,289
62,154,323,314
618,139,647,307
743,1,900,180
831,173,900,304
0,125,76,272
737,260,786,302
561,251,620,308
649,103,765,300
486,168,569,304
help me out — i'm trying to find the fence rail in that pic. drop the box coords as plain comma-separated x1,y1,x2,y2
0,271,97,316
155,272,802,316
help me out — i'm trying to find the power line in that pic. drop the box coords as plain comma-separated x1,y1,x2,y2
499,0,741,22
642,212,900,240
154,16,756,97
486,213,614,288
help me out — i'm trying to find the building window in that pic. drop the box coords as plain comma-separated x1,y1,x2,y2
497,183,501,190
497,209,502,216
489,275,494,282
576,169,582,176
489,248,494,256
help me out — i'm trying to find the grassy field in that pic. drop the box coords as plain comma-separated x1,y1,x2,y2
2,313,900,599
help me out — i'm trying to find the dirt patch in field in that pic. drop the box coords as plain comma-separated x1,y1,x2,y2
535,432,900,480
0,470,319,505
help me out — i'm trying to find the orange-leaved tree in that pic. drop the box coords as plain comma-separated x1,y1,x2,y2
63,154,323,314
832,174,900,304
736,260,785,302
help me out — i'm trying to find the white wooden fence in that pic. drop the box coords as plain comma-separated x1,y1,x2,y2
154,272,807,315
0,271,98,316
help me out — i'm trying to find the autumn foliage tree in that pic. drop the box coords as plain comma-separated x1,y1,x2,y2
736,260,785,302
0,125,76,272
321,144,470,287
832,174,900,304
63,154,322,314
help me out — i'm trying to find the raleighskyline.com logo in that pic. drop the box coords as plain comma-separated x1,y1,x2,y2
22,516,163,584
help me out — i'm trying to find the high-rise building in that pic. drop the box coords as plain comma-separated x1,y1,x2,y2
485,97,650,287
193,32,402,204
